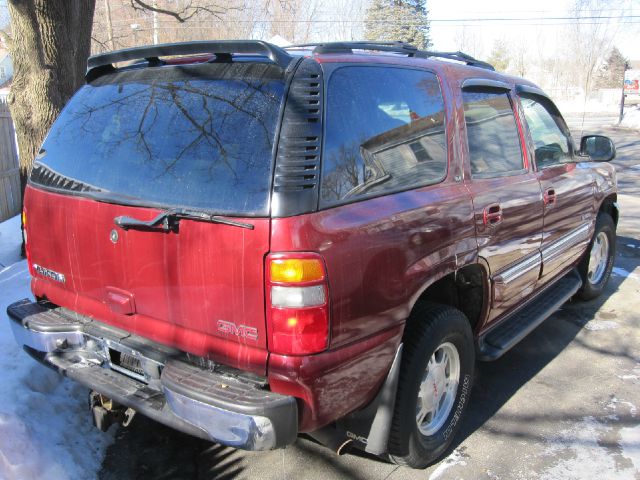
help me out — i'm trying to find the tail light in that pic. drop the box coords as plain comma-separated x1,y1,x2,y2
266,253,329,355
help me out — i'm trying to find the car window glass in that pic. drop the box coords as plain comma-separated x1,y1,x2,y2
519,95,571,167
321,67,447,207
462,90,524,177
35,63,284,215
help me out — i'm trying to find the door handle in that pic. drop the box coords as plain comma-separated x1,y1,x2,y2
544,188,557,206
483,204,503,226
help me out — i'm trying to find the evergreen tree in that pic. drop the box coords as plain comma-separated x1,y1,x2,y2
365,0,431,49
594,47,629,89
486,39,510,72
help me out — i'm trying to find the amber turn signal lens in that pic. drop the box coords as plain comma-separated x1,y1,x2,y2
270,258,324,283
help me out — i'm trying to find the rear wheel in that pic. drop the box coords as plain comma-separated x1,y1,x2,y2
576,213,616,301
389,303,474,468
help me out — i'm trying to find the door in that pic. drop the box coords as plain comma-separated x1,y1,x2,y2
461,86,544,324
517,90,595,284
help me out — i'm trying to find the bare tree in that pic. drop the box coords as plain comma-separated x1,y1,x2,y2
510,40,528,78
129,0,226,23
454,26,483,58
327,0,367,41
566,0,625,100
92,0,250,51
268,0,302,41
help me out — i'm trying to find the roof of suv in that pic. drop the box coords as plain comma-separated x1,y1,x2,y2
85,40,540,92
284,42,539,91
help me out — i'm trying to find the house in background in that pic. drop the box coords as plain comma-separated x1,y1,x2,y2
0,50,12,82
0,49,13,100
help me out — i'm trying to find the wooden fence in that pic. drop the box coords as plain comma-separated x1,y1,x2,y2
0,99,20,223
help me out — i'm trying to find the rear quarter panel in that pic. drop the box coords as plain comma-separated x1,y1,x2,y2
268,182,476,430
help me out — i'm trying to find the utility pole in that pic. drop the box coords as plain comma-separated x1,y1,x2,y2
104,0,114,50
152,0,159,45
618,62,629,125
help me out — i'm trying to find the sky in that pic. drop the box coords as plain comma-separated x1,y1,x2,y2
0,0,636,61
427,0,639,60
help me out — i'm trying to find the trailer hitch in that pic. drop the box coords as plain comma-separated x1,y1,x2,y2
89,391,137,432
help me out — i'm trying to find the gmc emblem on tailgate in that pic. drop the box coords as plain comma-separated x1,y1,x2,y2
216,320,258,341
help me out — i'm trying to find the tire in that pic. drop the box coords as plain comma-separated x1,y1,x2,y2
388,302,475,469
576,213,616,301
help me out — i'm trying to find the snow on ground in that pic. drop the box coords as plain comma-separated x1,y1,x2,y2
0,215,22,269
427,448,467,480
620,105,640,130
0,219,113,480
540,414,640,480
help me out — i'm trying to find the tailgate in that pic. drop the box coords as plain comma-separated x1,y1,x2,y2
21,61,287,374
26,186,270,373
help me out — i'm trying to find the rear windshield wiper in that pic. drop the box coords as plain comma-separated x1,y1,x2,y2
114,208,255,231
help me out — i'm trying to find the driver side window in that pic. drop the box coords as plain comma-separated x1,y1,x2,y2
520,94,572,168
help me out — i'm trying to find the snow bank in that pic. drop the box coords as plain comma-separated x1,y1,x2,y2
0,215,22,269
620,106,640,130
0,224,113,479
554,98,619,115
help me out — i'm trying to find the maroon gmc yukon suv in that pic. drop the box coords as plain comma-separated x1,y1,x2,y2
7,41,618,468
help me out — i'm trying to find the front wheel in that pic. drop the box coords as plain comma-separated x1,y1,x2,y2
576,213,616,301
388,303,475,469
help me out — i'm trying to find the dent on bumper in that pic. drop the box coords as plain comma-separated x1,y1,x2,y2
7,299,297,451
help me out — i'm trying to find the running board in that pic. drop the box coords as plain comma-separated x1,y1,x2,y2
478,270,582,361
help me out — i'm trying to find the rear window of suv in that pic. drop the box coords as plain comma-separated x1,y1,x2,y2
33,62,285,216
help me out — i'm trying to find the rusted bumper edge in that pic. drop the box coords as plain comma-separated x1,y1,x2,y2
6,299,298,450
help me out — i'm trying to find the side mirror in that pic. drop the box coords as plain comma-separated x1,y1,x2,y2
580,135,616,162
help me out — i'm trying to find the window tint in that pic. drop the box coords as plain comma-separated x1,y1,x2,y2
462,90,524,177
35,63,285,215
321,67,447,206
520,95,571,167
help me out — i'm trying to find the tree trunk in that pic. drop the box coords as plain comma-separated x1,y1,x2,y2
7,0,96,195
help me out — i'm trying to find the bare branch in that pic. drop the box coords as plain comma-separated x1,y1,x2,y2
130,0,227,23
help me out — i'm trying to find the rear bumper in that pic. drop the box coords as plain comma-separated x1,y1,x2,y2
6,299,297,450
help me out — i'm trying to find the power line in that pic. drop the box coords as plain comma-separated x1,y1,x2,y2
102,16,640,25
429,15,637,22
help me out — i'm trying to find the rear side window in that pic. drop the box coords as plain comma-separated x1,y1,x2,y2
462,90,524,178
519,94,572,167
321,67,447,207
34,62,285,215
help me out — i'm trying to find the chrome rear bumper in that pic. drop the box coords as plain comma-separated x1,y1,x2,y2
7,299,297,451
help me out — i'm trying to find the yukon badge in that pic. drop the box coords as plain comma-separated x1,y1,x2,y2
33,264,66,283
217,320,258,341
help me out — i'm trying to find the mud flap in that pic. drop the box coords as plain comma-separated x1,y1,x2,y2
308,344,403,456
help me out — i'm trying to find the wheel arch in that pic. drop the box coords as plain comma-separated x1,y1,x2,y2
406,262,490,337
597,193,618,226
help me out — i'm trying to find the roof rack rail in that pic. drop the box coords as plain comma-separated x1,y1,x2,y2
288,41,417,55
286,41,494,71
416,50,495,71
86,40,294,81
